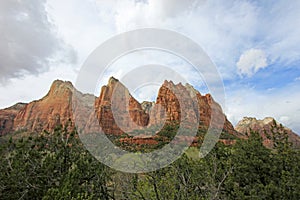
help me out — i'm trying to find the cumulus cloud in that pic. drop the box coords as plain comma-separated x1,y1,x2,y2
236,49,268,77
226,83,300,134
100,0,300,80
0,0,76,83
112,0,201,32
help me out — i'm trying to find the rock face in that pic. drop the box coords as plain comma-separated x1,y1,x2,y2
148,80,236,135
235,117,300,148
94,77,149,135
0,80,95,135
5,77,299,150
1,78,299,149
91,78,236,139
0,77,237,140
0,103,27,135
13,80,75,133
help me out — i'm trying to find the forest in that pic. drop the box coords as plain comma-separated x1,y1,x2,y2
0,124,300,200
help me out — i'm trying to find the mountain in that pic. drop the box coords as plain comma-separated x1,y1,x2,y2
235,117,300,148
0,77,299,148
93,77,149,135
13,80,74,133
0,80,94,135
90,77,236,137
0,103,27,136
0,77,235,138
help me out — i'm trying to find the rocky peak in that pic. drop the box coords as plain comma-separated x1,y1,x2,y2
12,80,77,133
108,76,119,85
235,117,300,148
236,117,279,130
46,80,74,99
0,77,237,143
185,83,200,98
94,77,149,135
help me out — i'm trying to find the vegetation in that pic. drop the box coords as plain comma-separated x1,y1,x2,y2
0,124,300,199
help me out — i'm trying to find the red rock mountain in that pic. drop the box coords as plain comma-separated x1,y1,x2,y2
235,117,300,148
0,80,94,135
0,103,26,136
89,77,236,138
0,77,299,148
93,77,149,135
12,80,74,133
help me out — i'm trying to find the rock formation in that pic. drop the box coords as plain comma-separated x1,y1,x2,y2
235,117,300,148
0,103,27,136
13,80,75,133
148,80,236,135
93,77,149,135
0,80,94,135
90,78,237,137
0,77,299,149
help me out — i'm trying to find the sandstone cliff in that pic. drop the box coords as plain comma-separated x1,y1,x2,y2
0,77,238,140
0,80,94,134
93,77,149,135
90,77,237,145
0,103,27,135
13,80,75,133
235,117,300,148
148,80,236,135
3,77,298,150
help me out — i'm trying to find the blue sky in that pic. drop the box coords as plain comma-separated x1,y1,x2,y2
0,0,300,133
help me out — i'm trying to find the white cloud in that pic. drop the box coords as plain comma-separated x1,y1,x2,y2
46,0,115,67
226,83,300,134
45,0,299,85
112,0,200,32
236,49,268,77
0,0,76,83
0,64,77,109
93,49,206,98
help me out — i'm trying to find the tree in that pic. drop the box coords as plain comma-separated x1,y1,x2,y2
0,126,115,199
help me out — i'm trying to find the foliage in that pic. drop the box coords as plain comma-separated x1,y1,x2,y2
0,127,114,200
0,123,299,199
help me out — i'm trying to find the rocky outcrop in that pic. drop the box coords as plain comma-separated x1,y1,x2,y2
0,77,238,142
13,80,75,133
235,117,300,148
0,103,27,135
94,77,149,135
1,78,299,149
89,78,237,146
148,80,236,135
0,80,94,135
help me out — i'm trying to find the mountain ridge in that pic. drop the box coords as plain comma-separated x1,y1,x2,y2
235,116,300,148
0,78,299,148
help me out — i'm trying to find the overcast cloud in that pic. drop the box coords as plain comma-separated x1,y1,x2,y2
0,0,76,83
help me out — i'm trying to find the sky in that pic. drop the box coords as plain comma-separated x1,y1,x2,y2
0,0,300,133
